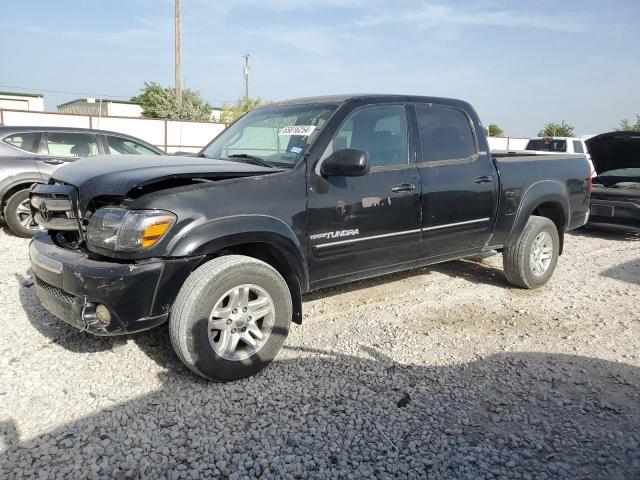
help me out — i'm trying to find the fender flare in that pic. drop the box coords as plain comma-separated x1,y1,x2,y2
506,180,570,251
1,175,43,204
168,214,309,292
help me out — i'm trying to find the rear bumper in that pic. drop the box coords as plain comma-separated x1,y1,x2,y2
29,233,202,335
589,199,640,228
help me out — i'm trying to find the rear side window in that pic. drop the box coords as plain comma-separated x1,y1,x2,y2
107,136,158,155
3,132,40,153
415,105,476,162
329,104,408,168
526,139,567,152
573,140,584,154
45,132,99,157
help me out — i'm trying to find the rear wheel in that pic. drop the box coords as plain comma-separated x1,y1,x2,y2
4,189,39,238
503,215,559,289
169,255,292,381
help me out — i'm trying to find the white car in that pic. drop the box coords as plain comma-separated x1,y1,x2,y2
524,137,595,174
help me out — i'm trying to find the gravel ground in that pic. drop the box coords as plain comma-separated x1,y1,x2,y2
0,225,639,479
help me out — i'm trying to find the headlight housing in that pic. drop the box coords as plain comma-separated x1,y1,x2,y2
87,208,176,251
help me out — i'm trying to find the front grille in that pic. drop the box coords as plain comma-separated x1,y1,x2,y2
35,277,76,304
30,183,81,232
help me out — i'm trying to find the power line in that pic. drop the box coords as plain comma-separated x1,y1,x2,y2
0,84,130,99
0,84,236,105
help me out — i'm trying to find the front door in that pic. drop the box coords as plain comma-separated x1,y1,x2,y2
413,103,497,258
34,131,101,180
307,104,422,287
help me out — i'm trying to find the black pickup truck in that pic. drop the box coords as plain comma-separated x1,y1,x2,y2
28,95,591,381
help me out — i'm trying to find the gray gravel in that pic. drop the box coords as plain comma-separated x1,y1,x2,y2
1,225,639,479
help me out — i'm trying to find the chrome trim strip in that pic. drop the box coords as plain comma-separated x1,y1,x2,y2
422,217,491,232
314,218,491,249
29,242,63,274
314,228,421,249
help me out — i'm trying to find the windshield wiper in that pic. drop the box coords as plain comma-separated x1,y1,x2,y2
226,154,276,169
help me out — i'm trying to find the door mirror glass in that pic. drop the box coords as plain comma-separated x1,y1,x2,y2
321,148,370,177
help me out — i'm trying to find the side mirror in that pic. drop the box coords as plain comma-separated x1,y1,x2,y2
321,148,370,177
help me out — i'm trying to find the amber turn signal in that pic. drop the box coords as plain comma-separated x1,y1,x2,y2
141,221,173,248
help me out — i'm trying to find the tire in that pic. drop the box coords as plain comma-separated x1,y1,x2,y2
503,215,559,289
4,189,39,238
170,255,293,381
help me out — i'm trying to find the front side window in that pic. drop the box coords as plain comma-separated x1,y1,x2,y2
107,136,158,155
415,105,476,162
202,103,338,168
3,132,40,153
328,105,408,168
45,132,99,157
573,140,584,154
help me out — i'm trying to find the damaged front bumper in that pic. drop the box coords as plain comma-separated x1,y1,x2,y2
29,233,203,335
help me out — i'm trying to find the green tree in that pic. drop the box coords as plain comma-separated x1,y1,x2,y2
617,114,640,131
219,97,264,124
537,121,575,137
131,82,213,121
484,124,504,137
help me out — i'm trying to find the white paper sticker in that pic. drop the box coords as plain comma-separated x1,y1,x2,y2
279,125,316,136
290,146,303,154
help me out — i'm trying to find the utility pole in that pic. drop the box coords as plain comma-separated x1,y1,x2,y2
243,54,250,101
175,0,182,110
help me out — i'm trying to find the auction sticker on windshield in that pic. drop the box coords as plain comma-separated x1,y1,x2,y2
279,125,316,136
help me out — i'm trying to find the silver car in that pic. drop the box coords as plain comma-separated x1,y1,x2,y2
0,126,163,237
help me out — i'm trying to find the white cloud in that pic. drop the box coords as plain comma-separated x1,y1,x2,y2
355,2,588,33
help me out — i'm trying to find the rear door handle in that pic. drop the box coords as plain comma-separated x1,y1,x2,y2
391,183,416,193
43,159,64,165
474,175,493,184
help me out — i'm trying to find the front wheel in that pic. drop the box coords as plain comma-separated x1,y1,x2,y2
503,215,559,289
169,255,292,381
4,189,39,238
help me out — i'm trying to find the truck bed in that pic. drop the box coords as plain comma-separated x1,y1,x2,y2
488,153,591,249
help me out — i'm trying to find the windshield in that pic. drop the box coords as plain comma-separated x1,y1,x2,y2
526,139,567,152
201,103,338,168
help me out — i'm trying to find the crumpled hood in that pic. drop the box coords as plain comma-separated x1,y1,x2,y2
52,154,277,209
586,131,640,175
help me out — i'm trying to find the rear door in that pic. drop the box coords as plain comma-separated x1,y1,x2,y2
413,103,497,258
34,131,101,179
307,103,422,286
0,131,44,182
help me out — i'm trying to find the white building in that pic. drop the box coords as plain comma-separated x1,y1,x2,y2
0,91,45,112
57,98,143,117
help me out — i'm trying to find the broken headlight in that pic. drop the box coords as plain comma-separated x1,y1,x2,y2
86,207,176,251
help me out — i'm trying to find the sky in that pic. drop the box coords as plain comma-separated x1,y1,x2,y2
1,0,639,136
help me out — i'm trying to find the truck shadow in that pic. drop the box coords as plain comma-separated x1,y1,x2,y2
1,347,639,478
305,259,508,302
571,225,640,242
601,258,640,286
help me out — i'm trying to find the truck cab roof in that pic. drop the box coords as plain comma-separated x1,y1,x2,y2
264,94,475,111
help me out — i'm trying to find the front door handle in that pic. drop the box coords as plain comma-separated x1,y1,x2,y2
474,175,493,184
43,159,64,165
391,183,416,193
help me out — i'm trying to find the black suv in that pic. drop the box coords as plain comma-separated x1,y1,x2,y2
0,126,163,237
